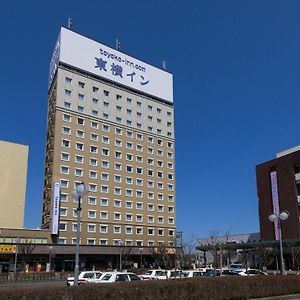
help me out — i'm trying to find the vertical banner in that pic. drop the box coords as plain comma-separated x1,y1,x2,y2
270,171,280,240
51,181,60,235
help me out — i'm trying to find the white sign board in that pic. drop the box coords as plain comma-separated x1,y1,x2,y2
270,171,280,240
49,27,173,103
51,181,60,235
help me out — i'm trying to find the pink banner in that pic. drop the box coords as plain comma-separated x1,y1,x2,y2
270,171,280,240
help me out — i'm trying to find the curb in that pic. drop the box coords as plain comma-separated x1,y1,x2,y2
252,294,300,300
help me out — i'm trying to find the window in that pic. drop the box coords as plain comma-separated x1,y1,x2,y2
168,174,173,180
136,156,143,163
76,143,84,151
136,203,143,210
60,166,69,174
62,127,71,135
126,214,132,221
148,116,153,121
115,151,122,159
100,225,108,233
148,126,153,132
65,77,72,84
78,81,85,88
168,218,174,224
167,111,172,117
158,229,164,236
148,204,154,211
104,90,109,96
64,102,71,109
148,228,154,235
126,202,132,209
101,173,109,181
114,163,121,170
115,139,122,147
103,113,109,120
102,136,109,144
136,167,143,174
57,238,66,245
90,146,98,153
136,227,143,233
137,112,142,118
137,101,141,107
115,127,122,135
126,166,133,173
157,171,163,178
90,158,97,166
100,211,108,219
60,180,69,188
78,105,84,112
103,101,109,107
102,161,109,168
114,187,121,195
93,86,99,93
60,193,68,202
157,129,162,134
148,147,153,154
92,110,98,116
157,161,163,167
75,169,83,177
137,123,142,129
90,133,98,141
77,118,84,125
127,98,132,104
101,199,108,206
127,109,131,115
100,239,108,245
136,178,143,186
168,195,174,201
126,154,133,161
116,94,122,100
59,208,67,216
167,163,173,169
88,224,96,232
116,105,122,112
114,213,121,221
126,189,133,197
64,89,71,96
76,130,85,138
114,200,121,207
136,144,143,151
114,226,121,233
126,177,133,185
88,197,97,205
102,149,109,156
157,183,163,189
89,184,97,192
148,158,154,165
168,206,174,213
157,150,163,157
136,190,143,198
78,94,85,100
61,153,70,161
75,155,83,163
148,216,154,223
91,121,98,129
88,211,96,218
102,124,110,132
157,108,161,113
93,98,99,104
157,194,163,200
126,142,133,149
116,117,122,123
148,105,152,111
114,175,121,183
87,239,96,246
126,131,133,138
148,170,154,177
167,121,172,127
62,140,70,148
126,227,132,234
168,152,173,159
148,192,154,199
158,217,164,224
148,136,153,143
101,186,109,193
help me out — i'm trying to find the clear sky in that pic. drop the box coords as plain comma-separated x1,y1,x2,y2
1,0,300,239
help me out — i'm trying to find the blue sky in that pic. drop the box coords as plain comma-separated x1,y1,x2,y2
1,0,300,239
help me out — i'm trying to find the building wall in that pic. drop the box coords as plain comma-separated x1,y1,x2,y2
43,64,176,247
256,149,300,240
0,141,28,228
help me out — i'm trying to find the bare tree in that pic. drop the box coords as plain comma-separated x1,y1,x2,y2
18,239,36,271
151,244,174,269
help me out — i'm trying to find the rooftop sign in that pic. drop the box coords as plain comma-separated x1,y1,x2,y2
49,27,173,103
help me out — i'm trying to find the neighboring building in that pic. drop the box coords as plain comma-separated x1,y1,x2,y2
256,145,300,241
42,27,176,248
0,141,28,228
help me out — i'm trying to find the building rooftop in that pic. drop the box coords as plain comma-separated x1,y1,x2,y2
276,145,300,158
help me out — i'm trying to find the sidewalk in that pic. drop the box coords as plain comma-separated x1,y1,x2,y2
252,294,300,300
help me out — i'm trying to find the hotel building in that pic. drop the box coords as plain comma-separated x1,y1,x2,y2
42,27,176,249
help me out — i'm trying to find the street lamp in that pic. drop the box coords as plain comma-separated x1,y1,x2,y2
119,240,123,270
139,248,143,268
72,182,88,286
268,211,289,275
49,246,53,272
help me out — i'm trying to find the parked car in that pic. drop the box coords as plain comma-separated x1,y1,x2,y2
238,269,268,276
202,269,221,277
140,269,167,280
221,269,240,276
67,271,102,286
182,270,204,278
166,270,184,279
95,271,141,283
229,264,246,273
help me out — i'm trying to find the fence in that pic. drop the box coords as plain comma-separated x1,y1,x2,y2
0,272,71,283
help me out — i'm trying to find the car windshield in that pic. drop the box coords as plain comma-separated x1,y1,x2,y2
144,271,153,275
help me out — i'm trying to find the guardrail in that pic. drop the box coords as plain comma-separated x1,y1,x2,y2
0,272,71,283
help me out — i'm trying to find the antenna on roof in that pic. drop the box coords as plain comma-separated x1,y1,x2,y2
116,38,120,50
67,17,73,29
162,60,167,71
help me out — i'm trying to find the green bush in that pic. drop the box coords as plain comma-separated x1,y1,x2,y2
1,276,300,300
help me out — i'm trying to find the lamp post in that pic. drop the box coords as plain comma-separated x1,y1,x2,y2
49,246,53,272
268,211,289,275
72,182,88,286
139,247,143,268
119,240,123,270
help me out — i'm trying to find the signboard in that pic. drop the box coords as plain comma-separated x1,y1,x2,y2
51,181,60,235
0,245,16,253
270,171,280,240
49,27,173,103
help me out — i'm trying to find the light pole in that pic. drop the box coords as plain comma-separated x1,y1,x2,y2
72,182,88,286
119,240,123,270
49,246,53,272
268,211,289,275
139,248,143,268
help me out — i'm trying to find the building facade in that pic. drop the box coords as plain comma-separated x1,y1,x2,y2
0,141,28,228
256,145,300,241
42,28,176,248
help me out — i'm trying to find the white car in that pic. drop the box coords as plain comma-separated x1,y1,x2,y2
229,264,247,273
67,271,102,286
96,271,141,283
141,269,167,280
182,270,204,278
167,270,184,279
238,269,268,276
